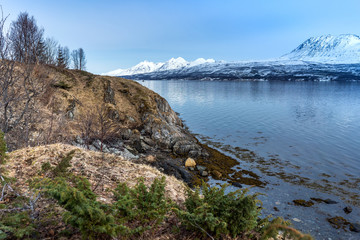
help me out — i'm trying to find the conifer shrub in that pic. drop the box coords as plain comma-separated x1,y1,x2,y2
176,182,260,237
113,176,172,234
32,176,125,239
176,182,314,240
0,211,36,239
52,150,76,177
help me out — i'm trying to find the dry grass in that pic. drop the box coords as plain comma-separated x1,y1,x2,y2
6,143,187,204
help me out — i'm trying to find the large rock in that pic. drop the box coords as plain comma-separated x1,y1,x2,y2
142,97,208,158
185,158,196,167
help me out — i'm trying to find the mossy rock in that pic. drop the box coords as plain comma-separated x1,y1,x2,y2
293,199,314,207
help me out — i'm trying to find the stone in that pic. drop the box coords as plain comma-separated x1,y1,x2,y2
343,206,353,214
212,170,222,179
188,167,195,171
120,148,139,160
140,141,151,151
133,139,145,153
145,155,156,163
196,165,206,172
324,199,338,204
128,116,136,123
92,140,109,152
200,171,209,177
232,182,242,188
143,137,155,146
293,199,314,207
185,158,196,167
350,223,360,232
273,207,279,211
292,218,301,222
108,148,122,155
75,135,84,145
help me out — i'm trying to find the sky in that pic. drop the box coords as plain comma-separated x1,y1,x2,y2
2,0,360,74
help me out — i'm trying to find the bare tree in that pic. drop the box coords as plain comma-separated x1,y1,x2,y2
0,10,47,149
43,37,58,65
71,48,86,70
9,12,44,63
71,49,79,70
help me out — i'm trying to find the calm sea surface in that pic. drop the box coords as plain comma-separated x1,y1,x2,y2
138,80,360,240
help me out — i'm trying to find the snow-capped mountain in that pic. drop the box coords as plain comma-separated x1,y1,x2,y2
282,34,360,63
103,57,215,76
104,60,163,76
103,34,360,81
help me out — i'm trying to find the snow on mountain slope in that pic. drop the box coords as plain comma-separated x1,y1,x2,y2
104,60,163,76
282,34,360,63
103,34,360,78
103,57,215,76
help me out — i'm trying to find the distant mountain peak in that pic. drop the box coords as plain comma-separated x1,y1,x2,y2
103,57,215,76
282,34,360,63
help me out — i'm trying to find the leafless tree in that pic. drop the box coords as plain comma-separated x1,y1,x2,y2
0,9,47,150
9,12,44,63
43,37,58,65
78,104,120,151
71,48,86,70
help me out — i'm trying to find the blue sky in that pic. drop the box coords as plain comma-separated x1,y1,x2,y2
2,0,360,74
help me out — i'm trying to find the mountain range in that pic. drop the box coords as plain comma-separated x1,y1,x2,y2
103,34,360,81
105,57,215,76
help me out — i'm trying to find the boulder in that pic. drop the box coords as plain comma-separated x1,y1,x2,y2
344,206,353,214
185,158,196,167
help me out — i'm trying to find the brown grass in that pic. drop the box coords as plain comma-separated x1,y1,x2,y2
6,143,187,204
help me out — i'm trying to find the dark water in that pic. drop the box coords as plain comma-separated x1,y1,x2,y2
138,80,360,240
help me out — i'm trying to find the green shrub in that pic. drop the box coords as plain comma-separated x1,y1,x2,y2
175,181,313,239
52,150,76,177
113,177,172,234
0,211,36,239
32,176,125,239
176,182,261,238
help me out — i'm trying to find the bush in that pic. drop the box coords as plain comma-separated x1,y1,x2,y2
32,175,172,239
176,182,260,238
113,176,172,234
0,210,36,240
176,182,313,240
32,176,123,239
